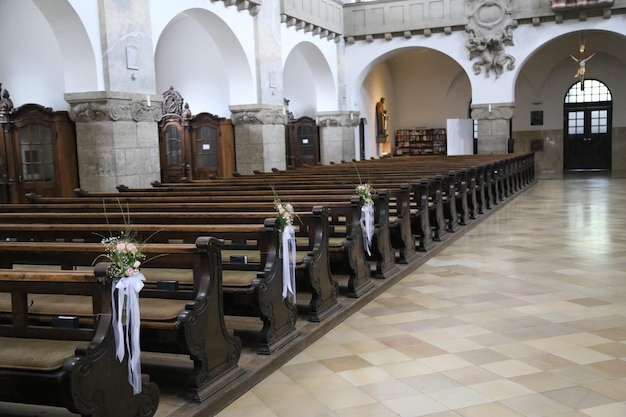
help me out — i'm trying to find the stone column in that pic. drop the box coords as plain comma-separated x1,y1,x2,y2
65,92,161,191
471,103,514,154
230,105,287,174
317,111,359,164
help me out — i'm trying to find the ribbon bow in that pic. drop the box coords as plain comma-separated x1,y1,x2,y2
111,272,145,395
281,225,297,302
360,203,374,256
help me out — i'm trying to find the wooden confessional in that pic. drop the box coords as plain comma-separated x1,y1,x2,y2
0,86,78,203
158,87,235,182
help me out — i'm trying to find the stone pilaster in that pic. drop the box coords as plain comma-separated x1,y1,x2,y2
471,103,515,154
230,104,288,174
317,111,359,164
65,91,161,192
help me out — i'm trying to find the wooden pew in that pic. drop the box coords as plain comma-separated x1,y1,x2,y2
68,187,398,277
0,237,243,402
0,269,160,417
0,220,299,355
0,208,339,323
16,198,376,298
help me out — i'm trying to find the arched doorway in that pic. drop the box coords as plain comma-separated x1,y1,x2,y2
563,79,612,171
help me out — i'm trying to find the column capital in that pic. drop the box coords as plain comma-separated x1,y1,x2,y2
471,103,515,121
229,104,287,125
64,91,161,123
317,111,360,127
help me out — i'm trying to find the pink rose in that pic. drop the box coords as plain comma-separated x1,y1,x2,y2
125,267,135,277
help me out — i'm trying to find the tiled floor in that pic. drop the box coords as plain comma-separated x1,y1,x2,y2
215,175,626,417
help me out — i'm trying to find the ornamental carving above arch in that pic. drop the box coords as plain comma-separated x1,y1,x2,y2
465,0,516,78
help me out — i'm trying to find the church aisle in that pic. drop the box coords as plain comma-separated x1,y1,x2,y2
216,176,626,417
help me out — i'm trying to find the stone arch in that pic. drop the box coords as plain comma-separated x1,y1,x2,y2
283,41,337,116
352,43,470,158
0,0,98,108
154,7,255,116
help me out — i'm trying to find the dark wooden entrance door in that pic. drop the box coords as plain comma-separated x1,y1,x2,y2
286,117,320,169
564,105,611,170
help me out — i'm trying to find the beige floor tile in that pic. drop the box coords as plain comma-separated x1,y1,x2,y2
502,393,574,415
543,386,613,410
480,359,542,378
382,394,449,417
418,354,475,372
379,360,437,378
320,355,373,373
311,386,377,410
338,366,395,386
581,401,626,417
457,401,526,417
442,366,501,386
469,379,535,400
334,402,402,417
426,386,492,409
358,379,420,401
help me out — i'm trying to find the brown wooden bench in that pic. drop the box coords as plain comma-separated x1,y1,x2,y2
0,220,299,355
0,268,160,416
16,198,376,298
0,207,339,323
0,237,243,402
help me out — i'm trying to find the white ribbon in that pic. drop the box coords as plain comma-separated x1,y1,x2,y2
111,272,145,395
360,203,374,256
281,225,297,302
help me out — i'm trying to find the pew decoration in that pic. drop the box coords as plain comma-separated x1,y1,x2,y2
356,182,375,256
273,190,297,303
99,234,146,395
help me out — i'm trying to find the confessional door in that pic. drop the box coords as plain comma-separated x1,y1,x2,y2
159,113,235,182
0,136,10,203
286,117,320,169
190,124,219,180
0,104,78,203
159,121,187,183
564,105,612,170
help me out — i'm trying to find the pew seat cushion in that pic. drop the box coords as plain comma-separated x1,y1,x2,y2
0,293,188,323
0,337,81,371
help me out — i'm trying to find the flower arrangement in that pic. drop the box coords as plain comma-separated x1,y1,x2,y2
93,201,150,280
271,187,298,302
353,163,374,206
100,235,146,279
272,187,298,231
356,182,373,206
353,164,375,256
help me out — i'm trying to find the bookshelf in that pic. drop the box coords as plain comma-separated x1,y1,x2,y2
395,128,447,155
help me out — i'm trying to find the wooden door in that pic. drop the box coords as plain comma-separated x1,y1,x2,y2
159,118,188,182
0,131,10,203
14,122,56,197
564,105,611,170
188,112,235,179
286,117,319,169
191,124,218,180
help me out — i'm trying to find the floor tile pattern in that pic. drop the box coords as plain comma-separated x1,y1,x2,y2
216,176,626,417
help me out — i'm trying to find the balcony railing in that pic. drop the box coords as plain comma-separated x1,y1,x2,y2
281,0,344,40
